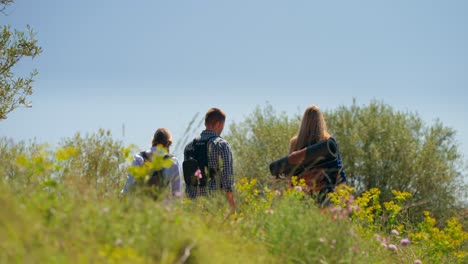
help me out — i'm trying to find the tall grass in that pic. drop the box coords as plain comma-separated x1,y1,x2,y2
1,130,466,263
0,181,392,263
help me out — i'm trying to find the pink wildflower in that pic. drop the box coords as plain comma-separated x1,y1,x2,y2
343,207,354,217
375,234,382,242
353,246,359,254
414,260,422,264
329,206,344,219
388,244,397,252
330,206,342,214
384,237,391,244
194,169,202,179
391,229,399,236
400,238,410,246
319,238,327,243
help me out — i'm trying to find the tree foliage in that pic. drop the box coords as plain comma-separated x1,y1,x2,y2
0,1,42,120
1,1,14,13
325,100,466,221
224,103,300,186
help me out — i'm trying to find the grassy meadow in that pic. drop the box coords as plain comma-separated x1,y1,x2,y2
1,113,467,263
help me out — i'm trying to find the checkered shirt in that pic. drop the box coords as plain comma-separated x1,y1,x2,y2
184,130,234,198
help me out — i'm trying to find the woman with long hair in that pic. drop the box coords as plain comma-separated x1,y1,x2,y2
289,105,330,153
289,105,347,205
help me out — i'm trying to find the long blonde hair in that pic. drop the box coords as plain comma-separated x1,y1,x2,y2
289,105,329,153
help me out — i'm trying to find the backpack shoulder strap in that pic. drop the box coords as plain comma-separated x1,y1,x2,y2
193,135,220,143
142,151,174,162
139,151,150,162
192,135,220,156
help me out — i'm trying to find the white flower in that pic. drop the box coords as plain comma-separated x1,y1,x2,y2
294,186,303,191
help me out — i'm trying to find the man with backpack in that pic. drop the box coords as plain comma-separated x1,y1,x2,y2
183,108,236,209
121,128,182,200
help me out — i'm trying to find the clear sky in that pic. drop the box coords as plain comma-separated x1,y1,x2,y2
1,0,467,161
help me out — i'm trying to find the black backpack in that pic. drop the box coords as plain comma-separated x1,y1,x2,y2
182,136,218,187
139,151,173,197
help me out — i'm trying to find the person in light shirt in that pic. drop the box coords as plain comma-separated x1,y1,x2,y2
121,128,182,200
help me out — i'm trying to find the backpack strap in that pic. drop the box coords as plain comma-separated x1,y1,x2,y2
139,151,150,162
140,151,172,162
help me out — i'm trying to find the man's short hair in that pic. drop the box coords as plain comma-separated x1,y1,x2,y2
205,108,226,126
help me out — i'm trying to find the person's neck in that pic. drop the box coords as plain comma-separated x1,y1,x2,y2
204,127,219,135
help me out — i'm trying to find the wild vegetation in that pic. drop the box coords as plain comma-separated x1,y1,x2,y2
1,102,467,263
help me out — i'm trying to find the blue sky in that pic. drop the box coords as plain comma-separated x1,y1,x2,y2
1,0,467,162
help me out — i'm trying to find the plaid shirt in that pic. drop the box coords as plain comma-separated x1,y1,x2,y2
184,130,234,198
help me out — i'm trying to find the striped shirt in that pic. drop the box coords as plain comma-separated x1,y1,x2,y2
184,130,234,198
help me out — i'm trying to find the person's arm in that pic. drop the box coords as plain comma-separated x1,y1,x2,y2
169,158,182,198
289,136,297,154
337,154,347,184
121,153,144,194
330,137,347,184
219,141,235,209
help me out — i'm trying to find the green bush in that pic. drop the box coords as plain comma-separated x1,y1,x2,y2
224,103,299,186
0,138,53,192
57,129,129,196
325,100,467,222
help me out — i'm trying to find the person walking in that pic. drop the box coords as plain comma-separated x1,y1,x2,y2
289,105,347,205
121,128,182,200
183,108,235,209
